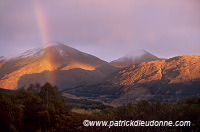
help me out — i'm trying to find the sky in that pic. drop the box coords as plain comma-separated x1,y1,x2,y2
0,0,200,61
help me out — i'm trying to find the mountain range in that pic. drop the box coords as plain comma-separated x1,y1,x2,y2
0,42,199,104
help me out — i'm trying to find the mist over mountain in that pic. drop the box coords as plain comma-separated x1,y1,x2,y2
110,49,160,68
0,42,118,90
66,56,200,104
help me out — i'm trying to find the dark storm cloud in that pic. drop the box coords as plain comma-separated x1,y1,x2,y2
0,0,200,61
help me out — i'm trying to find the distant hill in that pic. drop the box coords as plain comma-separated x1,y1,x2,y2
110,49,160,68
66,56,200,104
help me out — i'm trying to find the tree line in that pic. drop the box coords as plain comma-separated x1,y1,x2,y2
0,83,200,132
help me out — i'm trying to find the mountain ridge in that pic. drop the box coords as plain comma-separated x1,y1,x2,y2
65,56,200,104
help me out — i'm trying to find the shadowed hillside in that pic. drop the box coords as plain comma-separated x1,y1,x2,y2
17,67,116,91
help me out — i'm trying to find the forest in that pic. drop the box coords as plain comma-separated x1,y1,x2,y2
0,83,200,132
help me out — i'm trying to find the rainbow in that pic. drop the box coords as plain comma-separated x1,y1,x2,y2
34,0,51,44
34,0,56,85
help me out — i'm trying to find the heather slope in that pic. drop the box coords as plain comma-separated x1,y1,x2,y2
67,56,200,104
